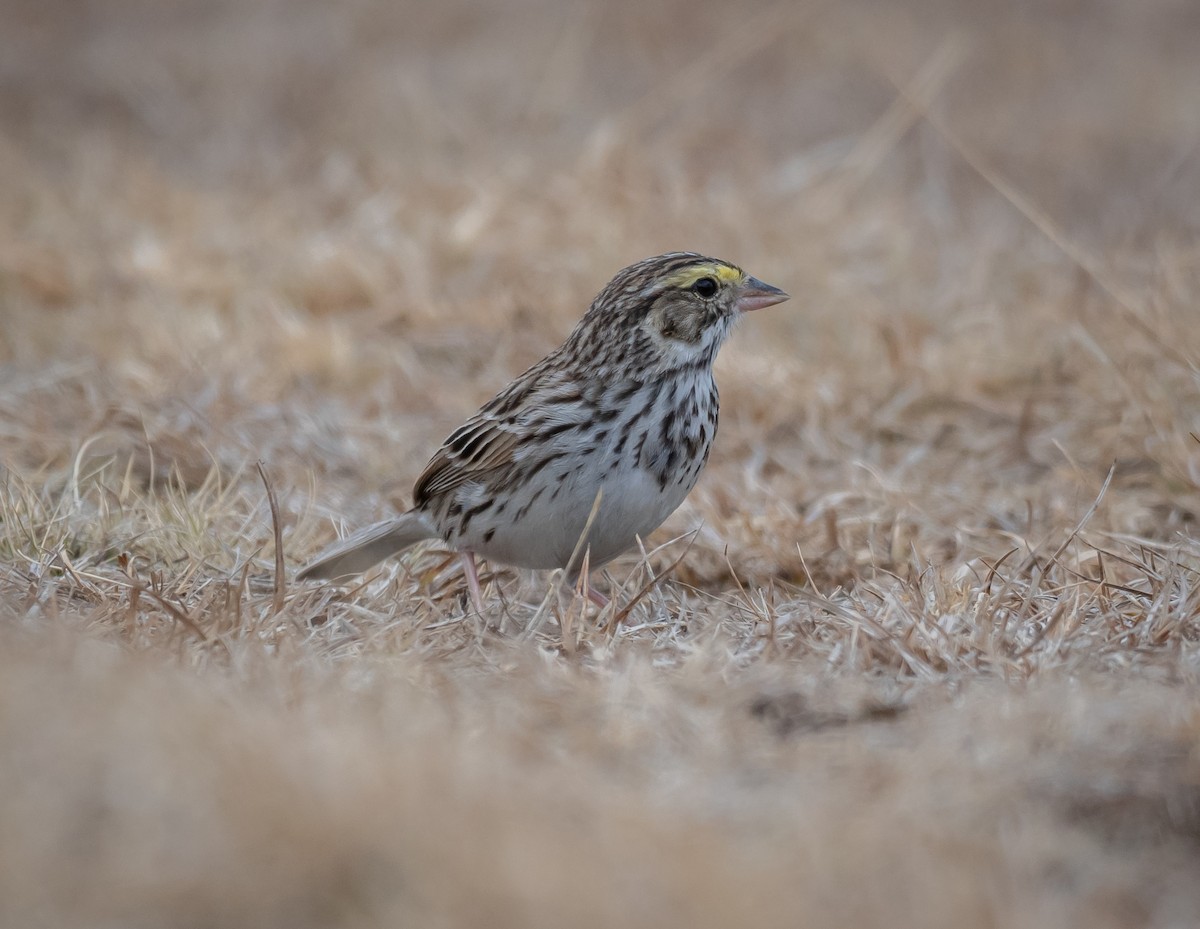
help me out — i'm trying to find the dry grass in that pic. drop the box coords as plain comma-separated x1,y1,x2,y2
2,0,1200,926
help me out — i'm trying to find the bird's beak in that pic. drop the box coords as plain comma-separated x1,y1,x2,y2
736,276,789,312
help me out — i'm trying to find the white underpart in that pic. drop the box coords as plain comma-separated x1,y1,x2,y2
448,373,716,573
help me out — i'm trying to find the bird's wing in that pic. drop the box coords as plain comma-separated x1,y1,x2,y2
413,413,523,503
413,359,578,506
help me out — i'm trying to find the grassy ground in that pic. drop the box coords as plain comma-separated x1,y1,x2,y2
3,0,1200,926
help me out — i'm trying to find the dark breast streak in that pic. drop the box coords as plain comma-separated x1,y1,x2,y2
638,372,719,492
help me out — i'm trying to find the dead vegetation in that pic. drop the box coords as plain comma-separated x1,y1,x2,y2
2,0,1200,926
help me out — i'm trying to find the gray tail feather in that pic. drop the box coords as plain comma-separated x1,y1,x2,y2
296,510,439,581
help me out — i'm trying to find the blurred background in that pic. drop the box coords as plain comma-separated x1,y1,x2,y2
5,0,1198,347
2,3,1200,927
3,0,1198,580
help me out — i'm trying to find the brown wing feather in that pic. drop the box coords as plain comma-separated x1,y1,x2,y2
412,359,558,506
412,416,522,503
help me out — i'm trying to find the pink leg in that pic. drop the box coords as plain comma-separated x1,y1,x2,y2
460,551,485,614
583,580,609,608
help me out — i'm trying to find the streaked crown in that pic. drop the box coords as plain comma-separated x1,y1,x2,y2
567,253,787,368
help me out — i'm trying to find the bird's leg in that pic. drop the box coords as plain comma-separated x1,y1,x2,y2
460,551,485,614
568,566,609,612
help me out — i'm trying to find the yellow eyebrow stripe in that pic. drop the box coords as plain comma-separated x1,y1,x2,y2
664,263,743,289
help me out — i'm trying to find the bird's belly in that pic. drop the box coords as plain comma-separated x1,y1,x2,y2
442,374,717,573
455,460,695,572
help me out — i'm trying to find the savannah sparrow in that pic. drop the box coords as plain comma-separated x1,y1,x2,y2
298,252,789,610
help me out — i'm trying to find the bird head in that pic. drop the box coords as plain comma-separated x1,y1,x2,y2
578,252,789,369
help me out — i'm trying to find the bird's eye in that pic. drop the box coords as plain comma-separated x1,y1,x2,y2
692,277,718,298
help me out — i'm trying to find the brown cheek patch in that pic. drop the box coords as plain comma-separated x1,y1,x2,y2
650,299,707,345
681,312,704,343
657,307,703,344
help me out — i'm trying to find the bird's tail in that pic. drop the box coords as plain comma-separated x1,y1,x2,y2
296,510,439,581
